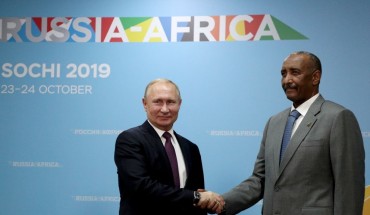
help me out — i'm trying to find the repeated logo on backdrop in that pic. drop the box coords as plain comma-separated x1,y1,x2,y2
0,15,307,42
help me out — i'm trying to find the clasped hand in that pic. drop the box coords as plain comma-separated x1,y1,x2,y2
196,189,225,214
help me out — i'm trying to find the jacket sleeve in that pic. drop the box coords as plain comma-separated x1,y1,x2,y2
330,109,365,215
221,119,268,215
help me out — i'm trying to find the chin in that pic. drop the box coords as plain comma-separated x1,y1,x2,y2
285,94,295,101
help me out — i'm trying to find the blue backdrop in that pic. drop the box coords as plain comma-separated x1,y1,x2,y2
1,0,369,214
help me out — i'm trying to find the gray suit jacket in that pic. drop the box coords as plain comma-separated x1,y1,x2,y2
222,95,365,215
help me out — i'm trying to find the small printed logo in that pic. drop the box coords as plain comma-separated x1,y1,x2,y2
72,195,120,202
208,130,261,137
73,129,122,135
10,161,62,168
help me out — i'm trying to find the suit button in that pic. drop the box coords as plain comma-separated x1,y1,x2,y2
274,186,280,192
274,210,281,214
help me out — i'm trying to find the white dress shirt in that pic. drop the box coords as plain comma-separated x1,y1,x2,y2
148,121,187,188
290,93,320,136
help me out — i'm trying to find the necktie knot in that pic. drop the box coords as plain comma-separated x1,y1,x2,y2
290,110,301,119
163,131,172,141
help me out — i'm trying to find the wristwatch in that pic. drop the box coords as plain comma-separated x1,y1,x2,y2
193,191,200,206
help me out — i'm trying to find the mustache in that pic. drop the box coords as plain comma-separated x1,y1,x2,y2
282,83,297,91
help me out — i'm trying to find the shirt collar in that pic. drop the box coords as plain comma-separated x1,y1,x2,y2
291,93,320,117
147,120,175,138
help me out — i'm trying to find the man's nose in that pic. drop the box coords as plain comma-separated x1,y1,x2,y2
161,104,169,112
283,73,293,83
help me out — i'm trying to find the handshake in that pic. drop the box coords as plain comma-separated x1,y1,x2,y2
195,189,225,214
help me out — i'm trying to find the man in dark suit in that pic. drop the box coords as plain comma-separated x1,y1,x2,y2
114,78,208,215
200,51,365,215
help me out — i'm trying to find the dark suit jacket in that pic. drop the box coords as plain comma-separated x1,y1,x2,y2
114,120,207,215
222,95,365,215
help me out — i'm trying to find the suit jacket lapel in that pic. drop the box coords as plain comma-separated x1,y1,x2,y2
278,95,325,175
142,121,173,172
174,132,190,177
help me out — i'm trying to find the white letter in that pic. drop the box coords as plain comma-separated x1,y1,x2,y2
0,18,22,42
104,17,128,42
14,63,28,78
71,17,92,42
193,16,216,42
42,64,56,78
26,17,46,42
29,63,41,78
229,15,253,41
95,17,101,42
171,16,191,42
49,17,70,42
254,14,280,40
2,63,13,78
143,17,168,42
219,15,226,41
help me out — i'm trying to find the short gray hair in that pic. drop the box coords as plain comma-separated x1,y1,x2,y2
144,78,181,99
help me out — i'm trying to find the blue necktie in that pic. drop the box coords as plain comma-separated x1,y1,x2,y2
280,110,301,163
163,132,180,188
